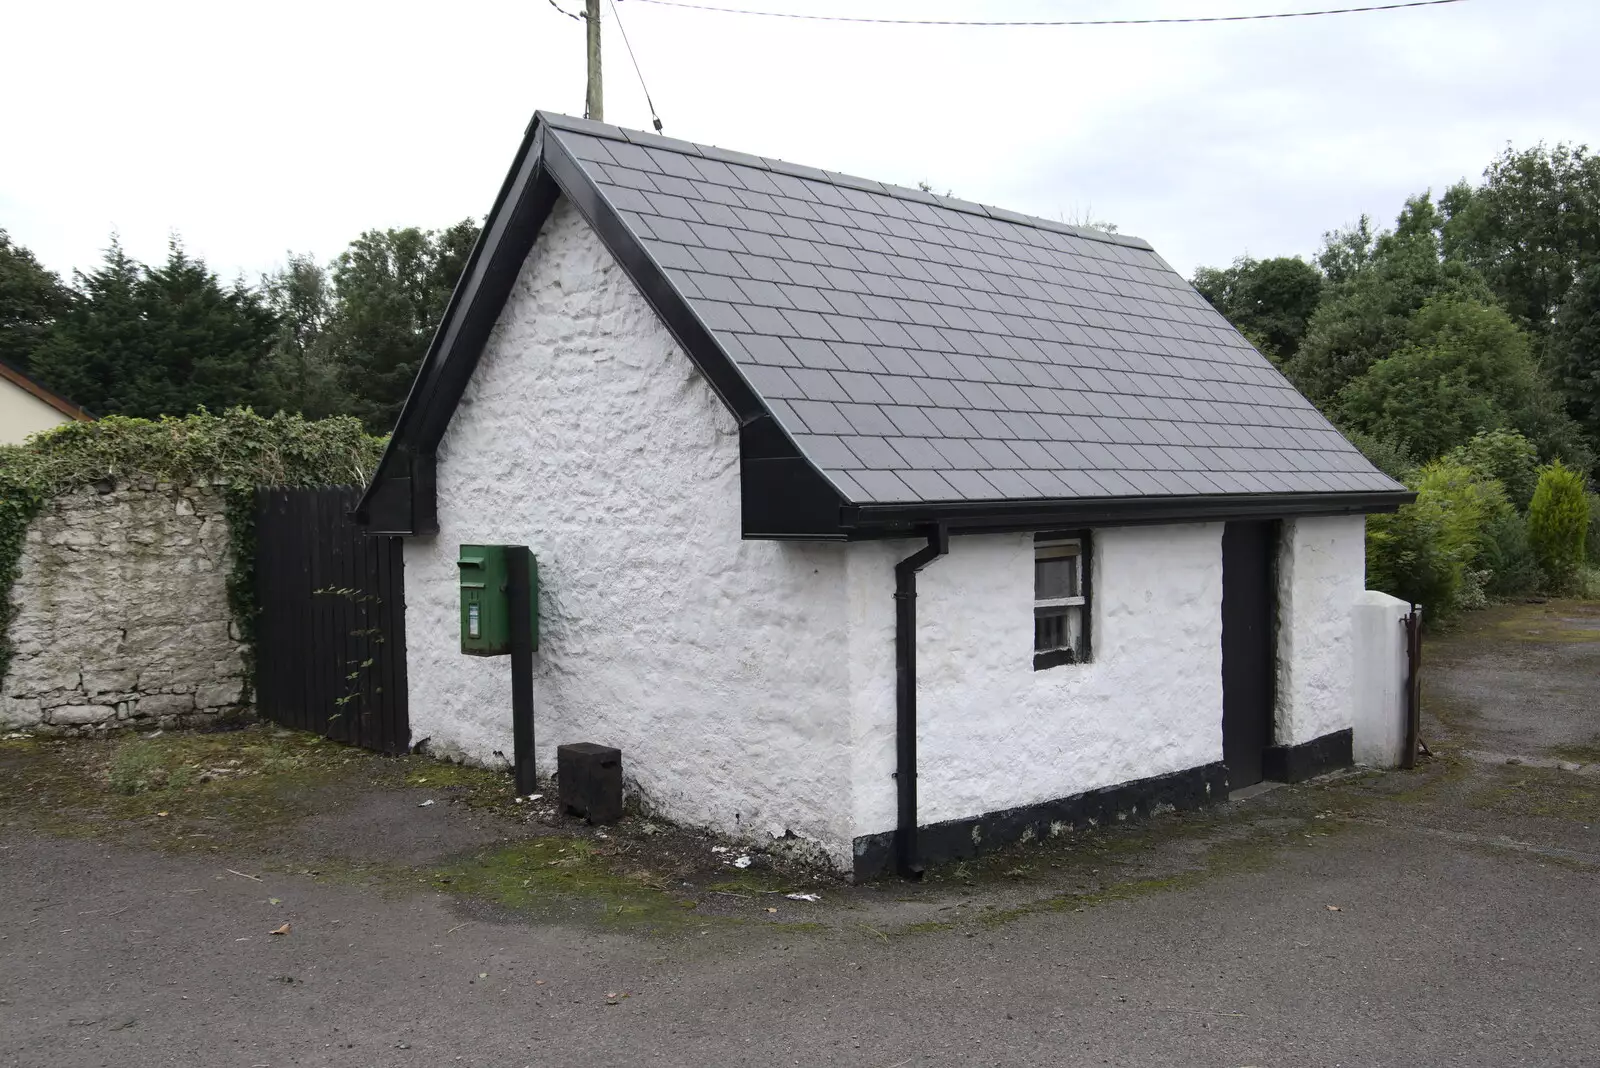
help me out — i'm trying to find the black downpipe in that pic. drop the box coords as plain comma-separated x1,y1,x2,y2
894,526,949,878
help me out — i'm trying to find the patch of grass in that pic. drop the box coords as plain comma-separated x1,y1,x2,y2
425,837,711,933
0,724,374,848
1548,741,1600,765
706,872,787,895
1466,766,1600,822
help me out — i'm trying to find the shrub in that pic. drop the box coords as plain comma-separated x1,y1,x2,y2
1479,509,1542,597
1448,428,1540,511
1527,461,1589,590
1366,460,1509,617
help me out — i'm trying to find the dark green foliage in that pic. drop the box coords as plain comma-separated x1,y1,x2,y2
0,409,386,689
325,221,479,433
1365,460,1508,619
0,229,73,376
1447,428,1540,511
30,240,278,419
1588,493,1600,565
1288,196,1493,406
258,254,351,420
1478,509,1541,597
1441,143,1600,335
1191,255,1322,364
1548,263,1600,453
1527,460,1589,590
1339,427,1418,483
1335,298,1588,466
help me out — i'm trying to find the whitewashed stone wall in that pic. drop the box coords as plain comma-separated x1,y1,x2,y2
405,196,858,867
0,479,250,734
1274,515,1366,746
847,525,1227,839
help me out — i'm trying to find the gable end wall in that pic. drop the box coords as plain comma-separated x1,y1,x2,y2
402,197,855,865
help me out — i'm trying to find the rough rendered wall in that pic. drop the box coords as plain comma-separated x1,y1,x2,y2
1275,515,1366,746
1,480,249,733
850,524,1227,838
404,197,856,866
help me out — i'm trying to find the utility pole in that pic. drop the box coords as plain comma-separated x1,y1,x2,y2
585,0,603,121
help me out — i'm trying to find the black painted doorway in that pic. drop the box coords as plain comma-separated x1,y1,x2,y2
1221,520,1278,790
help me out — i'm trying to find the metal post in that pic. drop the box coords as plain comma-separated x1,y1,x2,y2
585,0,603,121
507,546,536,795
1402,604,1422,770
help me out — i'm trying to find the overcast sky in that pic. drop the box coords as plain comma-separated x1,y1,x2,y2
4,0,1595,286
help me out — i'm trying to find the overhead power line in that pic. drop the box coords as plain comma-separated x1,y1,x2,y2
620,0,1469,28
608,0,666,131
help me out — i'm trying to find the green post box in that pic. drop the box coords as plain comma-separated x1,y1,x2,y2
458,544,538,656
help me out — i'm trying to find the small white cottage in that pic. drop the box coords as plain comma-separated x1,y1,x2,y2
359,112,1409,879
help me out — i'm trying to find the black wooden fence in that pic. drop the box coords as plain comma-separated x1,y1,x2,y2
254,486,409,754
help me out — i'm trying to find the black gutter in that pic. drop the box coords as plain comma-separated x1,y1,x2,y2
842,489,1412,537
894,525,949,879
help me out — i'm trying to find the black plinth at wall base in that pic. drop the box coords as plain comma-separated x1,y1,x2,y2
1262,727,1353,784
557,743,623,824
851,761,1230,883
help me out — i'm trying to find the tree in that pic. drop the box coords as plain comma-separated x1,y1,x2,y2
31,238,278,418
1447,428,1540,511
324,220,479,432
1191,255,1322,364
1336,298,1588,466
0,230,73,375
1441,142,1600,335
259,254,351,420
1527,460,1589,589
1287,195,1491,405
1548,262,1600,451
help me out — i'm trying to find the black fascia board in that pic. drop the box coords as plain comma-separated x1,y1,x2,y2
355,118,561,528
838,489,1414,537
538,130,767,423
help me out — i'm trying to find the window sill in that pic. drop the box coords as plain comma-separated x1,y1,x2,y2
1033,649,1087,671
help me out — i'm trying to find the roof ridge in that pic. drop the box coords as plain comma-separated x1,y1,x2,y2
534,110,1154,253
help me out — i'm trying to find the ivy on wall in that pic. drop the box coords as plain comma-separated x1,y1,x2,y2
0,409,386,692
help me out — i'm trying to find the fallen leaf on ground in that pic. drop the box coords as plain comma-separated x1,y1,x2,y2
156,811,169,818
785,893,821,902
270,923,292,935
1325,905,1342,912
478,973,488,979
765,907,778,913
268,898,281,906
732,855,752,869
418,799,435,807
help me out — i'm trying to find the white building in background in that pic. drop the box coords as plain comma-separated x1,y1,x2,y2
0,361,90,444
359,113,1409,879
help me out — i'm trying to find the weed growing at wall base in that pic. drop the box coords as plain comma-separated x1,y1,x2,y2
0,409,385,692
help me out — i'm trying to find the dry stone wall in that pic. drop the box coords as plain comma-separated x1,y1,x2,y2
0,478,249,734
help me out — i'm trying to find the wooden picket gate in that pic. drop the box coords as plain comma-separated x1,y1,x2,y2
253,486,409,754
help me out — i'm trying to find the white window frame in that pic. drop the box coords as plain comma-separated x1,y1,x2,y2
1034,534,1091,668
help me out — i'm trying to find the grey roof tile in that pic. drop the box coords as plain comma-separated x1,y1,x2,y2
548,122,1405,507
837,403,899,437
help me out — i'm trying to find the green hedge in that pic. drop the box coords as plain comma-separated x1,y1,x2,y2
0,409,386,691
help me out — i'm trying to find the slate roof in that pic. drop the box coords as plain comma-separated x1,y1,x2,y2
358,112,1408,538
540,114,1403,505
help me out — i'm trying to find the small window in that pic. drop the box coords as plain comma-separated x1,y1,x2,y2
1034,533,1091,670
